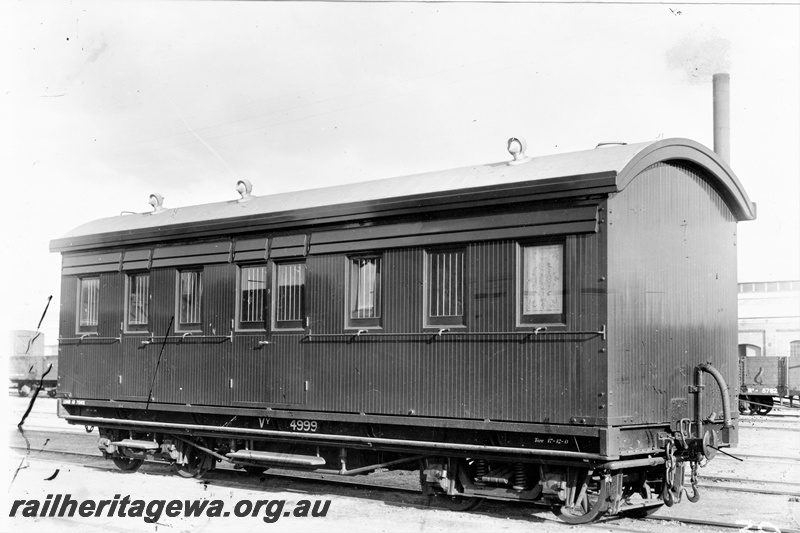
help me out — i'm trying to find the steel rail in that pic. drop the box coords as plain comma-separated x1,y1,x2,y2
13,445,800,501
716,451,800,463
647,516,800,533
11,445,800,532
699,474,800,487
695,483,800,497
9,445,423,494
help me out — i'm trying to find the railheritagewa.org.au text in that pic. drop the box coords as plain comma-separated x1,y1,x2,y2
9,494,331,524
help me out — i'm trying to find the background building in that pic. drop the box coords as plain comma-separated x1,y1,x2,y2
738,280,800,357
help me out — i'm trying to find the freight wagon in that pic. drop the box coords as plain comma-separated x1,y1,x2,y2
7,329,57,397
739,346,800,414
50,137,755,523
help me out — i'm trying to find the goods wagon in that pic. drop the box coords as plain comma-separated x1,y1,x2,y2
790,354,800,401
738,354,785,414
50,137,755,523
739,346,800,414
7,329,57,397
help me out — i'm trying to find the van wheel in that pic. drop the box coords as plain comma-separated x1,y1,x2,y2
112,456,144,472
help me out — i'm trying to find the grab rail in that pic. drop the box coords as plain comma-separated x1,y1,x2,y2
58,334,122,344
139,332,233,346
60,327,605,346
302,325,606,342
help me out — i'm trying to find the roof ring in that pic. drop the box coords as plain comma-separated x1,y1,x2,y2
236,179,253,202
148,193,165,214
507,137,531,165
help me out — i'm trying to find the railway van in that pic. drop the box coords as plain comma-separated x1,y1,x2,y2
50,137,755,523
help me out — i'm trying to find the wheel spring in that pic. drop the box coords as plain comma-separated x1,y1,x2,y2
474,459,488,485
512,462,527,491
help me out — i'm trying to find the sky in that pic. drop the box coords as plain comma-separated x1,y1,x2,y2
1,0,798,347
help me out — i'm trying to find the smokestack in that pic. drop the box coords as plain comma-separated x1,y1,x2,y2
713,73,731,165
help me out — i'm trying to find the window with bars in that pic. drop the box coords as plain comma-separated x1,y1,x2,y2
425,249,465,327
126,273,150,331
275,262,305,329
177,270,202,331
78,277,99,333
348,256,381,328
239,265,268,330
518,243,565,325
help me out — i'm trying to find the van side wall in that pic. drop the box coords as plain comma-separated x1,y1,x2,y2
56,205,608,426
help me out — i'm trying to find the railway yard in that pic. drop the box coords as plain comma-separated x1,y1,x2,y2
5,393,800,533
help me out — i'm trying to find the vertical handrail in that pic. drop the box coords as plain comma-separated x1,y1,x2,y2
696,363,733,429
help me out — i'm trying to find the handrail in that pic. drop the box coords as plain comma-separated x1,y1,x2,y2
696,363,733,429
140,331,233,346
302,325,606,342
58,334,122,344
60,327,605,345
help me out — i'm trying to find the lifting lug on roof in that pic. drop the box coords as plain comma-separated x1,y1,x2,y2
236,179,254,202
506,137,531,165
149,193,165,214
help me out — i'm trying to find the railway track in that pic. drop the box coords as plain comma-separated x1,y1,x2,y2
10,444,800,533
16,444,800,498
716,452,800,463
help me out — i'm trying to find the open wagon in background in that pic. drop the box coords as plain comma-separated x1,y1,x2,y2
738,345,800,414
737,280,800,414
50,137,755,523
7,329,58,397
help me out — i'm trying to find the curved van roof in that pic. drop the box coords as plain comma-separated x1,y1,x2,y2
51,138,755,252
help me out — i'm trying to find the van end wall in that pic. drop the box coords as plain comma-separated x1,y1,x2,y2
606,162,739,426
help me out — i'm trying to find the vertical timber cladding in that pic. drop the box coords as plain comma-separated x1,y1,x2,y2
145,243,235,406
231,236,306,407
116,248,154,401
468,235,606,423
59,252,124,400
304,203,605,424
606,162,739,426
57,273,77,397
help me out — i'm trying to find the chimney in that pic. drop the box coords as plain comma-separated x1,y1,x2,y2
713,73,731,165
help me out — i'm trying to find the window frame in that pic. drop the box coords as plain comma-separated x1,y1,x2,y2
272,261,306,331
175,269,203,333
236,263,270,332
516,241,567,327
345,254,382,329
124,272,150,333
423,247,466,328
76,276,100,334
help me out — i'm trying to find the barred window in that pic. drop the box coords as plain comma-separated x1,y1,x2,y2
126,273,150,330
178,270,202,330
239,265,268,329
275,262,305,329
519,243,565,324
348,256,381,327
78,277,99,332
425,249,465,326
